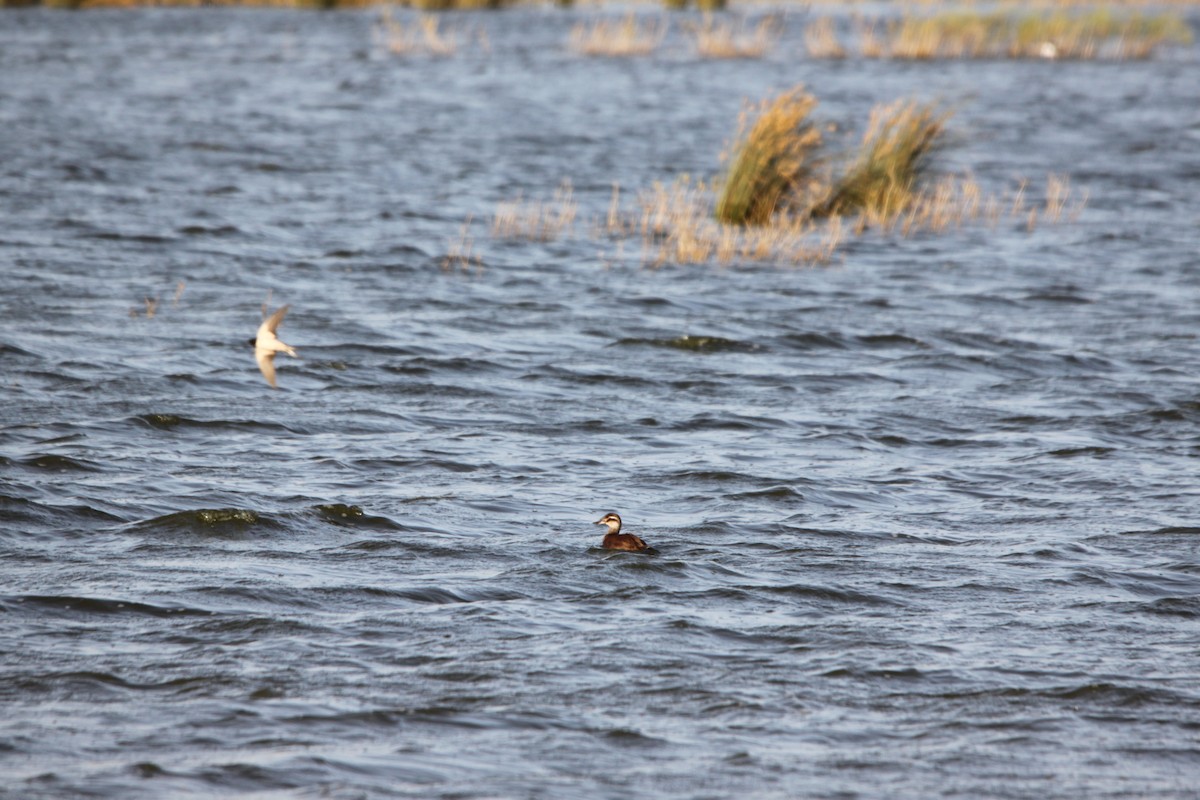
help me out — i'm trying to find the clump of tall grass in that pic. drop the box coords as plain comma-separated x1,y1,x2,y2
686,14,781,59
492,181,578,241
817,100,949,225
822,9,1193,60
715,87,826,226
569,15,666,57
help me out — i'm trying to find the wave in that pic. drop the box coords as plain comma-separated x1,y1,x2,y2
612,334,760,354
128,508,283,538
0,494,124,532
312,504,402,530
14,453,101,472
1,594,210,618
131,414,299,433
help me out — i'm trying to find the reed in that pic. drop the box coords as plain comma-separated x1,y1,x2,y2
818,99,948,225
569,14,666,58
687,15,781,59
377,9,458,57
885,172,1086,237
715,87,825,226
804,17,846,59
441,216,483,273
857,18,886,58
656,0,730,9
492,181,578,241
634,177,842,267
406,0,509,9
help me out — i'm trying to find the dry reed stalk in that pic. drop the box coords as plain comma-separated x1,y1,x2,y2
1043,174,1069,223
687,15,781,59
569,15,666,57
898,174,984,235
888,18,943,59
639,177,706,239
378,9,458,57
606,183,622,234
441,216,482,273
820,99,948,225
804,17,846,58
716,87,825,226
491,182,578,242
1042,173,1089,223
130,296,159,319
635,176,840,267
890,172,1084,237
856,19,886,58
1010,178,1029,217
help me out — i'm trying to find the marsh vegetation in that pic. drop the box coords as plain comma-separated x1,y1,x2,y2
478,83,1084,268
811,8,1194,60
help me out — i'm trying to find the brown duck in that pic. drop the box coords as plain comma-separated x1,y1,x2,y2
594,512,649,552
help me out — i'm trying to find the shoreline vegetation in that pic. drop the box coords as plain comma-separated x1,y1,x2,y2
12,0,1192,62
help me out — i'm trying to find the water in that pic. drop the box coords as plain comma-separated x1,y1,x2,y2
2,7,1200,798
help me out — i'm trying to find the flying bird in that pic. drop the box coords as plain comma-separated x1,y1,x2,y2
254,305,297,389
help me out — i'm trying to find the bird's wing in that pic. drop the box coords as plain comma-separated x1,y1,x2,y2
255,349,278,388
263,304,290,335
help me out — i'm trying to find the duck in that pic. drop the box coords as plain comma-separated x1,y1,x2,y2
254,305,297,389
594,512,649,552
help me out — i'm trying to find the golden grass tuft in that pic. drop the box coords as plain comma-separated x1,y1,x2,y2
569,14,666,57
687,14,781,59
715,87,826,226
492,181,578,241
818,99,949,225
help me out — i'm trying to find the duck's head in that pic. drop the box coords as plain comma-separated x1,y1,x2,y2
594,512,622,534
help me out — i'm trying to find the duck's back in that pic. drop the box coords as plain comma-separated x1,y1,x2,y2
603,533,648,551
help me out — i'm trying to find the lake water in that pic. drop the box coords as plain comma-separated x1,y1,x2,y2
2,7,1200,798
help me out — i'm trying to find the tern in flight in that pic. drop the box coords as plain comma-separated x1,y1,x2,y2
254,305,297,388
